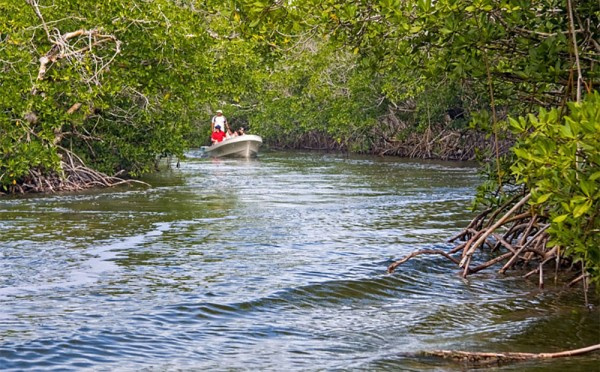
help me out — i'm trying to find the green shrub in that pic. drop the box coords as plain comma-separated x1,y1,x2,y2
509,92,600,284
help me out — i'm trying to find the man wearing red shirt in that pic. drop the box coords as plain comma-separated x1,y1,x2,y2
211,125,225,144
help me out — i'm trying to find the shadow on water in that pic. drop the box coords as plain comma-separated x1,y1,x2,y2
0,151,598,370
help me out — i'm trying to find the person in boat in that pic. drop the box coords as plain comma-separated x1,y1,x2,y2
225,128,236,139
211,110,229,133
211,125,226,144
225,127,244,139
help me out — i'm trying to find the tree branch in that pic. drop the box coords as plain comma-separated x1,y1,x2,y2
26,0,51,41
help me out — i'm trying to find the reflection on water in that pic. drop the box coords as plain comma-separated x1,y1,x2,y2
0,151,598,370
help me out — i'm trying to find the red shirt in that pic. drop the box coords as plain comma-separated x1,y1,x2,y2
211,130,225,143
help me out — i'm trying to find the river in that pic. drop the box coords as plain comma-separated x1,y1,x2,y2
0,151,598,370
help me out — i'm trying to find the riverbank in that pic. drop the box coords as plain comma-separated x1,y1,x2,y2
3,125,498,195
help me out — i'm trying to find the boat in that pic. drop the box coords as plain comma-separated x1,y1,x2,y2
204,134,263,158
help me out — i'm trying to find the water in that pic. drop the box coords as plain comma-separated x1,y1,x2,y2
0,151,598,371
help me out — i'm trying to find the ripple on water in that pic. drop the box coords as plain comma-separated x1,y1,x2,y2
0,152,598,370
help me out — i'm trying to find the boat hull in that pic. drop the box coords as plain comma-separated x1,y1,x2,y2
205,135,262,158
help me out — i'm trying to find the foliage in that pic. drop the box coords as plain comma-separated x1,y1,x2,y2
235,0,598,152
3,0,598,189
248,43,384,150
509,92,600,284
0,0,598,290
0,0,264,189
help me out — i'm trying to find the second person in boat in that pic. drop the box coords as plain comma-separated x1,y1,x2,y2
211,125,226,144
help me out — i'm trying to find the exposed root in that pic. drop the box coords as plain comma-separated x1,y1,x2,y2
387,250,460,273
10,149,149,194
423,344,600,366
267,126,508,162
458,192,532,271
374,126,513,161
568,273,590,287
387,191,592,301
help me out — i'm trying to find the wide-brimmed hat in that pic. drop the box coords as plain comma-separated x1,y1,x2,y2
216,110,223,114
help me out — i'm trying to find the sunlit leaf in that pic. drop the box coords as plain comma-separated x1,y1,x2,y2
552,214,568,223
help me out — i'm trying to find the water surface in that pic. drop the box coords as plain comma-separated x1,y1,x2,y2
0,151,598,370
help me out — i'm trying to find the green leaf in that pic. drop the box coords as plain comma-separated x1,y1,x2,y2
572,200,592,218
590,171,600,181
535,192,553,204
560,123,575,139
580,180,595,197
513,147,530,159
410,25,422,33
571,195,588,203
508,117,524,132
552,214,569,223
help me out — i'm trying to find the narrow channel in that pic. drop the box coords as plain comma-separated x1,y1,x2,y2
0,152,597,370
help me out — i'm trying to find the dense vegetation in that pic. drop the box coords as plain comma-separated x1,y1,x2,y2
508,93,599,287
390,93,599,296
241,0,598,156
0,0,261,191
1,1,598,286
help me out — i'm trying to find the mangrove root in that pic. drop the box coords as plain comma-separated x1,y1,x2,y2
387,191,591,300
5,148,149,194
387,249,460,273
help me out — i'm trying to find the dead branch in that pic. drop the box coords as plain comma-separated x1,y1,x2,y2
34,28,120,87
424,343,600,365
26,0,51,41
27,0,121,93
66,102,82,114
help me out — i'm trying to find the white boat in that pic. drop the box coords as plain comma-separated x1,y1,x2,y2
205,134,263,158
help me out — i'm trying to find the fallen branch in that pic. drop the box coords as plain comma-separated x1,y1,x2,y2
424,343,600,365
